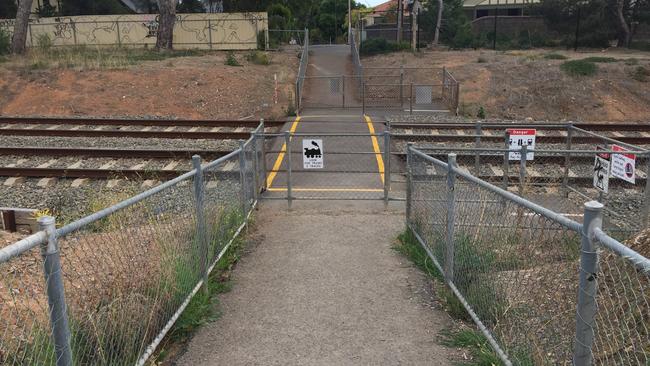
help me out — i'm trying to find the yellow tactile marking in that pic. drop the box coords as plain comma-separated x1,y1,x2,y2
266,116,301,188
363,115,385,184
267,188,384,192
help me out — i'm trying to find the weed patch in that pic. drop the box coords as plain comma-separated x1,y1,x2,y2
560,60,597,77
630,66,649,82
543,53,567,60
0,28,10,56
246,50,270,65
441,329,503,366
225,51,241,66
581,56,618,63
360,38,410,56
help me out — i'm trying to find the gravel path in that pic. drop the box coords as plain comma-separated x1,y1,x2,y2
178,201,457,365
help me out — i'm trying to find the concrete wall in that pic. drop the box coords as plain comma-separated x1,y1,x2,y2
0,12,268,50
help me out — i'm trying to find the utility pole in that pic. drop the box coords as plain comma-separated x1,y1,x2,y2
348,0,352,44
397,0,403,42
492,0,499,50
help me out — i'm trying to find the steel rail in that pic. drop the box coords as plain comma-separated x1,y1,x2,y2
0,146,231,158
391,134,650,145
388,122,650,131
0,116,286,128
0,129,251,139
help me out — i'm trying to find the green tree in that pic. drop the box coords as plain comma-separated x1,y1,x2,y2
59,0,131,15
420,0,475,48
0,0,18,18
177,0,204,13
538,0,613,48
268,3,292,29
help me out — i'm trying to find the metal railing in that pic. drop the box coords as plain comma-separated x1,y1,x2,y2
406,144,650,365
0,122,266,366
391,121,650,236
295,29,309,112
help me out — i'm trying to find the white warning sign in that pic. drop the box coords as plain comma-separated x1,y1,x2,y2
507,129,536,161
593,149,610,193
611,145,635,184
302,139,323,169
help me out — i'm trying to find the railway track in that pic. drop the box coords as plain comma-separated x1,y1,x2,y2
0,116,286,128
0,167,240,180
0,147,231,159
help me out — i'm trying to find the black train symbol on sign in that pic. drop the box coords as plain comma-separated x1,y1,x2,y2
304,141,322,158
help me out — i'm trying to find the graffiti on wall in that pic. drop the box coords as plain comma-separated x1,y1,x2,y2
2,13,268,50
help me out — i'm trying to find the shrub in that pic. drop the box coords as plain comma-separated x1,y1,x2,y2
477,106,486,119
543,53,568,60
360,38,410,56
560,60,597,77
624,58,639,66
630,66,649,82
0,28,10,56
36,33,53,51
224,51,240,66
477,56,487,63
581,56,618,63
246,50,270,65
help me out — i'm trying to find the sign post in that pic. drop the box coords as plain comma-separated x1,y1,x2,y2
507,129,536,161
610,145,635,184
302,139,323,169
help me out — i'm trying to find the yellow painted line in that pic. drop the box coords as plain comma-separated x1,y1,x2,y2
266,116,301,188
363,115,385,184
267,187,384,192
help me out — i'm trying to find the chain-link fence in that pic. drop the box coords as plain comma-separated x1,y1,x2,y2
260,132,388,203
406,145,650,366
391,122,650,237
0,123,264,366
295,29,309,112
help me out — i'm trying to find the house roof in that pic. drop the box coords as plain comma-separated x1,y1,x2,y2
370,0,411,16
463,0,540,8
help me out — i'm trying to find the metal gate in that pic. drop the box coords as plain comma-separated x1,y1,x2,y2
257,132,401,205
299,75,446,112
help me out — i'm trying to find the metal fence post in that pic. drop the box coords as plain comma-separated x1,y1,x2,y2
252,135,259,205
72,21,77,45
519,145,527,196
362,82,366,115
410,83,414,114
238,140,247,216
445,154,457,283
641,154,650,229
259,119,268,190
474,122,482,175
384,131,391,207
38,216,73,366
503,131,510,190
563,124,574,197
116,20,121,46
208,19,213,50
341,75,345,108
285,132,293,210
191,155,208,293
573,200,603,366
406,142,414,225
399,66,404,109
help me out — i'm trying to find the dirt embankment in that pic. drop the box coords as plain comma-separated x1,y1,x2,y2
363,49,650,122
0,51,298,120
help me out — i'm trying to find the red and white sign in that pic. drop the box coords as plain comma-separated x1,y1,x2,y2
611,145,635,184
507,129,536,161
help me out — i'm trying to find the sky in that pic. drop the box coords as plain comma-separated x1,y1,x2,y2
361,0,388,7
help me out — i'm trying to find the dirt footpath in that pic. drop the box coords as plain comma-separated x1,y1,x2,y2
178,202,456,365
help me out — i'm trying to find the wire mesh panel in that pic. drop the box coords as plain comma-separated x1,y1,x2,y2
591,234,650,365
406,146,650,365
0,244,56,365
263,133,387,201
57,181,200,365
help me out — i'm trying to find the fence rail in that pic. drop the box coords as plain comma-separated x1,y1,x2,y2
0,122,266,366
406,145,650,366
